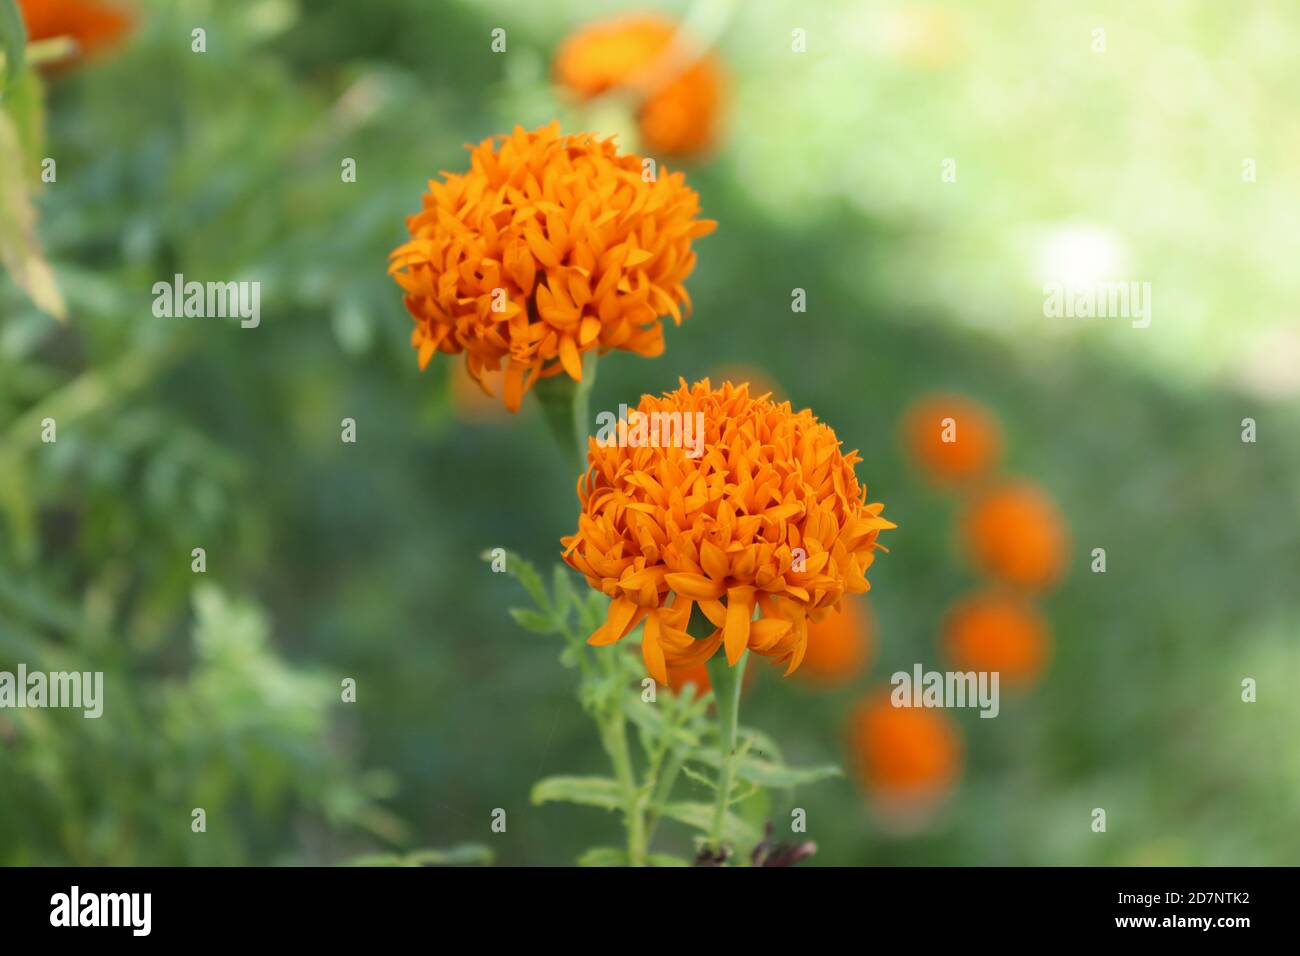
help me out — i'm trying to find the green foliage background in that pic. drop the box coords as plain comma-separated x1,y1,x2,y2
1,0,1297,865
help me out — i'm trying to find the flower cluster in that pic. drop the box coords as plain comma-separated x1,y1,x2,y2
561,379,893,685
389,123,715,411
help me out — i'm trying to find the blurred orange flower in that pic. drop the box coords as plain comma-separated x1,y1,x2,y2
562,380,894,685
554,14,725,159
797,595,874,686
706,363,784,403
942,589,1050,687
664,659,754,699
849,691,961,804
901,392,1002,485
665,663,710,697
449,361,506,422
389,123,715,412
18,0,133,59
960,480,1069,591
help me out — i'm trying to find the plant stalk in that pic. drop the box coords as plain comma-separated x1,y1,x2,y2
705,648,747,855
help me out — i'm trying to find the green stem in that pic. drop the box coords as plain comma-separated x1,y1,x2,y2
532,354,596,470
594,650,647,866
705,648,747,855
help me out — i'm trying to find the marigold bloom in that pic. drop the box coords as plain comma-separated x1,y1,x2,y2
901,392,1002,485
796,595,874,686
554,14,725,159
942,589,1050,687
561,380,894,685
849,691,961,804
18,0,133,59
389,123,714,412
960,480,1068,591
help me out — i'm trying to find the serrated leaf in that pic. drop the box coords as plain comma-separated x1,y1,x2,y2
576,846,627,867
552,564,576,619
512,555,549,612
734,759,842,789
688,748,842,789
661,801,759,847
507,607,558,635
531,775,623,811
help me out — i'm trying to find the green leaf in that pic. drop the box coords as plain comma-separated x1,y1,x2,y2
648,853,691,867
661,801,759,847
734,759,842,789
552,564,576,619
577,589,606,635
512,555,550,612
576,846,627,867
531,775,623,811
622,696,700,748
0,0,27,95
736,725,785,765
344,844,493,867
507,607,558,635
679,763,717,791
0,110,65,320
688,748,842,789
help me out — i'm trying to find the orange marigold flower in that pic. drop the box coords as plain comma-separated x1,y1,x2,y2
960,479,1069,591
554,14,725,159
18,0,133,59
797,595,874,686
901,392,1002,485
941,589,1050,687
561,379,894,686
389,123,715,412
849,690,962,805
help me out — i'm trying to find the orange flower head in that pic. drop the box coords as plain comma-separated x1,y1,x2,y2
389,123,715,412
901,392,1002,485
797,595,874,686
18,0,133,59
561,379,894,685
554,14,725,159
849,690,962,805
960,479,1069,591
942,589,1050,687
